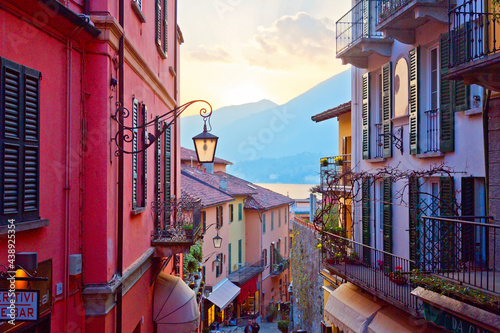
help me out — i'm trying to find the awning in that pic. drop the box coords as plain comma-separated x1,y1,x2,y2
367,308,413,333
153,273,200,333
324,283,382,333
367,307,443,333
207,278,240,310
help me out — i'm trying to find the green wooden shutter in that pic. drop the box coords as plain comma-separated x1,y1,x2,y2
131,98,139,209
439,176,456,270
461,177,475,262
440,33,455,152
238,239,242,264
279,209,281,226
452,24,471,112
362,73,370,160
228,243,232,274
383,177,392,271
220,205,223,227
408,176,419,265
163,0,168,54
142,104,148,206
409,47,420,155
163,126,171,226
229,204,233,222
155,0,162,46
263,214,266,233
439,176,455,216
238,203,242,220
362,0,370,37
155,117,161,227
382,62,392,158
362,178,371,264
271,211,274,230
284,237,287,254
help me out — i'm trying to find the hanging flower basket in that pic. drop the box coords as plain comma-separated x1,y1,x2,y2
389,274,408,285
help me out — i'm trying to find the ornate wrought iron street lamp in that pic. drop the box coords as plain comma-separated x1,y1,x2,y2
212,233,222,248
112,100,218,162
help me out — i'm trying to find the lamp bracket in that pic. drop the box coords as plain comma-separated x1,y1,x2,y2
378,126,403,155
112,100,213,156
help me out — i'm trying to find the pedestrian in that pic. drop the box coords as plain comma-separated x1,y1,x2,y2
244,320,253,333
251,319,260,332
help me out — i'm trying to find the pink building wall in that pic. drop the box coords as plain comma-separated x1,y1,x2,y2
0,0,186,331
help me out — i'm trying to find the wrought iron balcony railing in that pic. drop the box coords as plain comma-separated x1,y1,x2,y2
336,0,384,55
424,109,440,153
271,258,289,276
228,259,265,285
418,216,499,294
150,194,202,246
449,0,500,68
377,0,414,22
320,154,351,190
374,123,384,158
322,231,420,316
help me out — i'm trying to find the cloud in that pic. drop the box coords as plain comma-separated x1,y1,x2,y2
186,45,232,63
244,12,336,70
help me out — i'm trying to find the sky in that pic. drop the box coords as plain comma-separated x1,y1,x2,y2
178,0,351,116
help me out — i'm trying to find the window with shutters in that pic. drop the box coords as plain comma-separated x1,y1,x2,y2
154,117,162,227
238,203,242,221
372,71,384,158
228,243,232,274
155,0,168,58
202,210,206,232
263,249,267,267
271,211,274,230
0,58,41,226
238,239,242,264
216,205,223,228
215,253,223,277
131,0,146,23
278,209,281,227
132,99,147,211
229,204,233,223
262,213,266,233
163,126,171,225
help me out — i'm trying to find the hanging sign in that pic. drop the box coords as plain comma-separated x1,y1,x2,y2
0,290,39,322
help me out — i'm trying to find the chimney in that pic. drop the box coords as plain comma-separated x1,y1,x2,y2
219,178,228,191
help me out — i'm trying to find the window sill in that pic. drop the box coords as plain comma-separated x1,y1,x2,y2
366,157,386,163
156,44,167,60
0,218,49,235
131,1,146,23
415,152,444,159
465,107,482,116
131,207,146,215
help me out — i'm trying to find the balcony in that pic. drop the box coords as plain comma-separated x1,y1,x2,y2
228,259,265,286
320,154,351,193
271,258,289,276
322,231,420,316
376,0,450,44
424,109,440,153
447,0,500,90
418,216,500,296
150,194,203,256
336,0,393,68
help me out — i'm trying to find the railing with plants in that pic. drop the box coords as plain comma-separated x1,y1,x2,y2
449,0,500,67
320,154,351,189
424,109,440,153
418,216,499,294
271,258,289,276
336,0,384,54
150,194,202,244
322,230,419,315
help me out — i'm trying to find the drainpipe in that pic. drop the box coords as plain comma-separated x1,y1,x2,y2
482,90,491,218
173,0,179,199
116,0,125,330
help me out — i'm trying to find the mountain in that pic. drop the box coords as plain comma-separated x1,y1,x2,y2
181,69,351,184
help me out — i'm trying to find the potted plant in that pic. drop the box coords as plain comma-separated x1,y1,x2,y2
266,303,278,322
189,282,196,289
333,156,343,166
389,266,407,285
183,224,193,236
278,320,289,333
320,158,328,167
346,251,360,264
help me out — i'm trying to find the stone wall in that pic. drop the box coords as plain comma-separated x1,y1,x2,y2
290,219,323,333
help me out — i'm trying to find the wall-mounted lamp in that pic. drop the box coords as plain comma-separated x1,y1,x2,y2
204,223,222,248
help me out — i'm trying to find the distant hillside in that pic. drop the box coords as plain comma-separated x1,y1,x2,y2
181,69,351,184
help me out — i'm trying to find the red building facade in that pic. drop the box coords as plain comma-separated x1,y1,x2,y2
0,0,199,332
